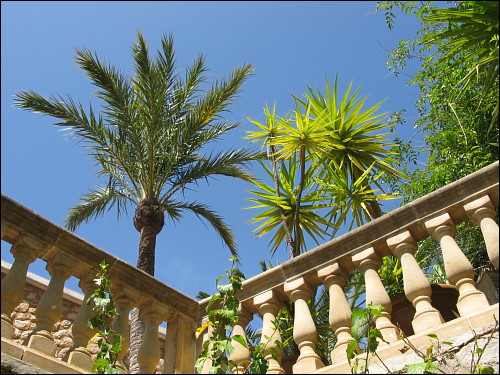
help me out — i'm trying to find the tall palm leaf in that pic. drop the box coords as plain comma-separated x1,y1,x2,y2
13,30,258,372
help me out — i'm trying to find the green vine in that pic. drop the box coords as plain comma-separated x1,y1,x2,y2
195,256,277,374
86,260,123,374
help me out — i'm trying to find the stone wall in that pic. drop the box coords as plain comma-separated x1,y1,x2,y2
1,261,166,373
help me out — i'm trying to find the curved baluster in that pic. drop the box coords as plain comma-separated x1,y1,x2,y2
137,299,164,374
254,290,284,374
284,276,324,373
198,315,215,374
317,262,356,364
228,304,252,374
464,195,499,269
387,231,444,333
1,235,45,338
111,282,140,368
27,251,77,356
66,268,97,371
163,311,196,374
425,213,490,316
352,248,400,344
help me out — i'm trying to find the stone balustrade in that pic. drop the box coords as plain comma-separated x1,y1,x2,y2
1,195,198,374
1,161,499,374
196,161,499,374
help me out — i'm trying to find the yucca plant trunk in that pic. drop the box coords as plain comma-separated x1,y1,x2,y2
292,146,307,258
129,199,164,373
268,144,295,258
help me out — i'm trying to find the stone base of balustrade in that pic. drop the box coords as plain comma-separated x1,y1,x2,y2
1,337,24,360
1,336,87,374
67,348,94,373
312,303,498,374
26,331,57,356
22,347,86,374
293,355,325,374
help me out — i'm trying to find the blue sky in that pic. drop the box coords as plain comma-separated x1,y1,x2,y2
1,1,423,299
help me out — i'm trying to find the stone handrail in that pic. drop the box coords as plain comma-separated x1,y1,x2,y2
1,161,499,374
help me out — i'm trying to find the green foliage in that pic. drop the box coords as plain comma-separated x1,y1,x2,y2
376,1,499,276
347,304,388,374
195,257,274,374
86,261,123,374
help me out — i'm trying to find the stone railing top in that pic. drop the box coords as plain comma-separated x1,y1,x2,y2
199,161,499,315
0,196,199,320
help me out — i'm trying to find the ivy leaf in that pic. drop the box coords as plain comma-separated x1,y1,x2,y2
405,363,430,374
231,334,248,348
346,339,359,360
94,297,111,309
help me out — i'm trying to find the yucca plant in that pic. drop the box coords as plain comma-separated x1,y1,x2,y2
14,30,259,373
244,75,404,366
245,75,404,257
295,74,404,219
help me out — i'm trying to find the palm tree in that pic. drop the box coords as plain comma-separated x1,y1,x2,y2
13,30,259,372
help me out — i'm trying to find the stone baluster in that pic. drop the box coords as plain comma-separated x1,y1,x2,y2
228,304,253,374
198,315,215,374
65,267,98,371
164,312,197,374
284,276,324,373
464,195,499,269
387,231,444,333
317,262,356,364
352,248,400,344
111,282,140,366
27,251,78,356
1,235,45,338
137,299,164,374
253,290,285,374
425,213,490,316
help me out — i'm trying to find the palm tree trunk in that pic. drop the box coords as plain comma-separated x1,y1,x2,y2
128,199,164,373
137,226,157,275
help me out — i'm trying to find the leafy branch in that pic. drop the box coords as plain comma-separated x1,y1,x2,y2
86,260,123,374
195,256,277,374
